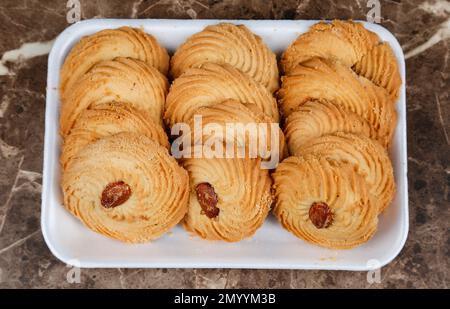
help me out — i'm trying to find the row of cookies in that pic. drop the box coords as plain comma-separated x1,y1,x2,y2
273,20,401,248
59,27,190,242
165,23,284,242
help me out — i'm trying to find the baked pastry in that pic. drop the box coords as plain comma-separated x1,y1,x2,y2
354,42,402,100
182,156,272,242
177,99,286,161
281,21,401,99
294,132,395,213
272,155,378,249
284,100,375,153
60,27,169,102
62,133,189,243
164,63,279,127
60,57,168,136
61,102,170,170
358,75,398,146
171,23,279,92
278,57,396,147
281,20,379,74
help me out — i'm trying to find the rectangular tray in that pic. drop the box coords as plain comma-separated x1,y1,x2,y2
42,19,408,270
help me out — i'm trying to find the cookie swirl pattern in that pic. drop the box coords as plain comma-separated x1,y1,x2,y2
61,102,170,170
165,63,279,127
60,27,169,101
294,132,395,213
171,23,279,93
62,133,189,243
278,57,396,148
60,57,168,136
284,100,375,152
273,156,378,249
354,42,402,100
182,156,272,242
281,20,400,98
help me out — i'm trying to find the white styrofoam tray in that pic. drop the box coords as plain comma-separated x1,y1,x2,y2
42,19,408,270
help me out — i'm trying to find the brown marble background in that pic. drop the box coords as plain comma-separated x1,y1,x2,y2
0,0,448,288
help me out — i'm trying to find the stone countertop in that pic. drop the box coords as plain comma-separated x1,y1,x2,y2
0,0,448,288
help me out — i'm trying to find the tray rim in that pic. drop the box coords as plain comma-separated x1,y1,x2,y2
41,18,409,270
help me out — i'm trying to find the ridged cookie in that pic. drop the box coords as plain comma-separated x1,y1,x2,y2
171,23,279,92
281,21,401,99
284,100,375,153
272,156,378,249
176,99,286,161
61,102,170,170
62,133,189,243
60,27,169,101
354,42,401,100
278,58,396,147
164,63,279,127
182,157,272,242
60,57,168,136
295,132,395,213
281,20,379,74
358,75,398,146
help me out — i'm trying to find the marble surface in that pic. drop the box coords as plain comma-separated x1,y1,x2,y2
0,0,449,288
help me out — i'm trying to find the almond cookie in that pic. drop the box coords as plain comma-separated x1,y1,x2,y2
171,23,279,92
284,100,375,153
295,132,395,213
164,63,279,127
60,27,169,102
182,157,272,242
60,57,168,136
354,42,402,100
61,102,170,170
278,58,396,147
179,99,286,161
281,20,379,74
272,156,378,249
62,133,189,243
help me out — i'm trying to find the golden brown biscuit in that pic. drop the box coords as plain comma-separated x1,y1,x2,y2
182,156,272,242
294,132,395,213
60,27,169,101
178,99,286,161
284,100,375,154
354,42,402,100
171,23,279,92
281,20,379,74
281,21,401,99
358,75,398,146
164,63,279,127
272,156,378,249
60,57,168,136
61,102,170,170
278,58,396,147
62,133,189,243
